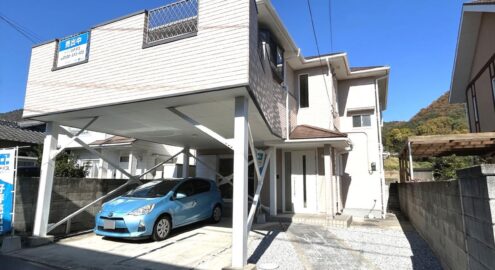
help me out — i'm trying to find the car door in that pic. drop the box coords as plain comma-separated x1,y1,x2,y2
189,179,213,221
172,180,196,226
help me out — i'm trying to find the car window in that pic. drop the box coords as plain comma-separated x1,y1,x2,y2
191,179,211,195
175,181,194,198
125,180,179,198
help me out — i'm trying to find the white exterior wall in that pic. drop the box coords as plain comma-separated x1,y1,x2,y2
294,67,334,130
24,0,251,118
338,78,383,213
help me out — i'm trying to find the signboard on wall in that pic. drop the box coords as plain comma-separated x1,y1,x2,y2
255,149,266,174
55,32,90,69
0,148,16,235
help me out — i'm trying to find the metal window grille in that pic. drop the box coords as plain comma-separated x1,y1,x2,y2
145,0,199,46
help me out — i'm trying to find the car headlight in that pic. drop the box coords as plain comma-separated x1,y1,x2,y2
128,204,155,216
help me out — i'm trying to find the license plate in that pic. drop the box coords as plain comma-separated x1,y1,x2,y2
103,219,116,230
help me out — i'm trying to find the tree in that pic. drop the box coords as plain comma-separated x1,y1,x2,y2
384,127,413,153
432,155,472,180
54,152,88,178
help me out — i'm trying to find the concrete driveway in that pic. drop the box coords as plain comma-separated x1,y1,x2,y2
3,214,442,270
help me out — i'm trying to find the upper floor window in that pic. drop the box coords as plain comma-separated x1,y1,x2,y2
299,74,309,108
352,114,371,128
259,29,284,83
144,0,199,47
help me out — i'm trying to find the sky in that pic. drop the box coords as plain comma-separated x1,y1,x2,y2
0,0,466,121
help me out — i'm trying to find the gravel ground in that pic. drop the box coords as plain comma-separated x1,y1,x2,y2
248,224,305,270
246,214,442,270
328,215,443,270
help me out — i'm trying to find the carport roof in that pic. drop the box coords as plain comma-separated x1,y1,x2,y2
400,132,495,158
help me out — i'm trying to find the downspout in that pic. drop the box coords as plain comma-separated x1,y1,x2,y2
374,75,388,219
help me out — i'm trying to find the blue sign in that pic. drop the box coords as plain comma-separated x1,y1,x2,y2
0,149,15,235
56,32,90,68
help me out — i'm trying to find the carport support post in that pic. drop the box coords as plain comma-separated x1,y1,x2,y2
33,122,59,237
232,96,249,268
269,147,277,216
182,146,190,178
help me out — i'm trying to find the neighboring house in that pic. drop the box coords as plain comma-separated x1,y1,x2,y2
450,0,495,132
0,120,44,168
0,117,187,178
58,128,190,179
23,0,389,266
22,0,389,218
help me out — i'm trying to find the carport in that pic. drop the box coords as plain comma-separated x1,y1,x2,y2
399,132,495,182
29,88,280,268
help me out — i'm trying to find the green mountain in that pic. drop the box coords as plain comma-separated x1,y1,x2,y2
383,91,468,153
0,109,23,122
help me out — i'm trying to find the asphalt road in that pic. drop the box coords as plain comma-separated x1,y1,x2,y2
0,255,62,270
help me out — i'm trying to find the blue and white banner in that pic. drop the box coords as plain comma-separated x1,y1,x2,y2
0,148,15,235
56,32,89,68
255,149,266,174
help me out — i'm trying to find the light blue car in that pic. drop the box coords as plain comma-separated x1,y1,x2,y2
94,178,223,241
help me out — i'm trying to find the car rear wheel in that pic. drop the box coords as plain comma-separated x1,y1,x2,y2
152,216,171,241
211,205,222,223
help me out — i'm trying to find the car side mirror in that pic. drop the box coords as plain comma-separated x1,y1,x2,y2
175,193,187,200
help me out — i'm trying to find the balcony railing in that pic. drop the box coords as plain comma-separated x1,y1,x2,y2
144,0,199,47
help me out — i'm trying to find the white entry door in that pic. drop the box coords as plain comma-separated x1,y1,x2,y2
291,150,318,213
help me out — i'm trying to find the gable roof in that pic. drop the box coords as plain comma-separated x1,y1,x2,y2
289,125,347,140
450,1,495,103
0,120,45,144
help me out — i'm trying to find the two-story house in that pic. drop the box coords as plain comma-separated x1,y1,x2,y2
23,0,389,267
450,0,495,132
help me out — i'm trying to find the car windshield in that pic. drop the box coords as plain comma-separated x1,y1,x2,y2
124,180,180,198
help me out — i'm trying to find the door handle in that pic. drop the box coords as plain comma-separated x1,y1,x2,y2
192,200,197,207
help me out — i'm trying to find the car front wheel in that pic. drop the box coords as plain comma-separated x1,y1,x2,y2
152,215,171,241
211,205,222,223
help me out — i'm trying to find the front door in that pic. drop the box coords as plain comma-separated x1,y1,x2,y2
291,150,318,213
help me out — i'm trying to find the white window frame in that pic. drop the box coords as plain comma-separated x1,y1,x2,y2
352,114,372,128
298,73,310,109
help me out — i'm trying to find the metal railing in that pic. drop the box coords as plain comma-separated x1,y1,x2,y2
144,0,199,46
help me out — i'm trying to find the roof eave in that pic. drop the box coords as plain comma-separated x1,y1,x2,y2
450,3,495,104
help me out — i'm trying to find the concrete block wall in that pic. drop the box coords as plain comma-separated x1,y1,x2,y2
398,180,466,270
13,177,132,235
398,164,495,270
457,165,495,270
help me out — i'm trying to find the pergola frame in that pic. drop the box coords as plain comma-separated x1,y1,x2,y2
399,132,495,182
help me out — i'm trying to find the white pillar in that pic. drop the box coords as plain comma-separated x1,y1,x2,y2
269,147,277,216
232,96,248,268
33,122,59,237
324,144,334,217
182,147,190,178
128,152,134,179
